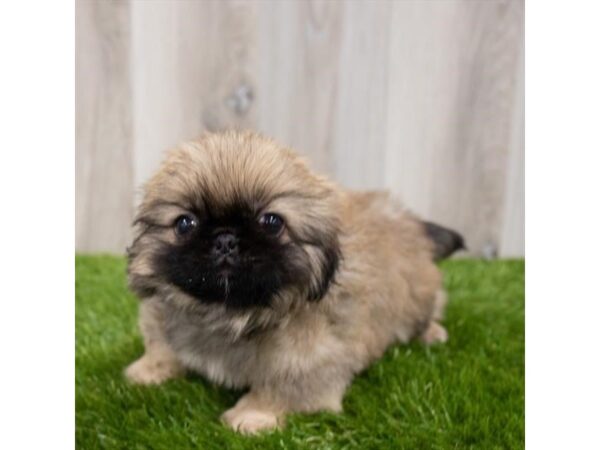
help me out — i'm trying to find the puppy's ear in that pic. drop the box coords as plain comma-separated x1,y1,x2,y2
126,221,162,299
307,241,341,301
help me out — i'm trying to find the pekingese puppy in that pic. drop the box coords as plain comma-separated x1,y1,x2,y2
125,131,463,434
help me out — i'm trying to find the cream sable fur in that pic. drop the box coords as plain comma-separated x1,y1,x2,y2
125,131,457,434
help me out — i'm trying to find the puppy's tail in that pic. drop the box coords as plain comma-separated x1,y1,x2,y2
422,221,465,261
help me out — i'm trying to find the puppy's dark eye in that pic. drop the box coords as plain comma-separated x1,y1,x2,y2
174,215,198,236
258,213,284,235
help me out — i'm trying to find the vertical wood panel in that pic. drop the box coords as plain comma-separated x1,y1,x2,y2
130,0,258,191
76,0,524,256
385,1,469,219
385,0,524,256
500,35,525,257
75,0,134,253
256,0,344,174
331,1,392,188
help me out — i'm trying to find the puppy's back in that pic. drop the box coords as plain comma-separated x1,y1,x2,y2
335,191,442,347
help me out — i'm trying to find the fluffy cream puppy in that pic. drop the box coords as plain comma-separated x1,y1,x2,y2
125,131,463,434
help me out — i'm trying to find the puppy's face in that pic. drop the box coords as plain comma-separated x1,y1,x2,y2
128,132,341,309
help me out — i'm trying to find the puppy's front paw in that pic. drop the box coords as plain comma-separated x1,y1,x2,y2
125,355,182,385
221,407,280,435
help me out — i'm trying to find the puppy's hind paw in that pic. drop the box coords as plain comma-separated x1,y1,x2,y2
420,321,448,345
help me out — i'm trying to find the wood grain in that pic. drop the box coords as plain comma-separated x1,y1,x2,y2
76,0,525,256
76,0,134,253
256,0,344,174
130,0,258,191
384,0,525,256
331,1,392,189
500,30,525,257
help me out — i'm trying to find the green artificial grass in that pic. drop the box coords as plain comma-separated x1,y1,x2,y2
76,256,524,449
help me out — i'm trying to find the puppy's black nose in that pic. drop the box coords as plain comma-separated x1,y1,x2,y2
212,232,239,257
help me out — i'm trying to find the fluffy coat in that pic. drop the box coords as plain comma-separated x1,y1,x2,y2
125,131,452,433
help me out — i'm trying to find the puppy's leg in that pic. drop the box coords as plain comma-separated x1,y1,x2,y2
420,321,448,344
221,391,284,435
221,377,347,434
125,298,183,385
420,290,449,345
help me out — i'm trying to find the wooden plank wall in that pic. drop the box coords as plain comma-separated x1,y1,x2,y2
76,0,524,257
76,0,134,252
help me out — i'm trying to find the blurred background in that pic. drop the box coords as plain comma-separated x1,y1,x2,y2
76,0,524,257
